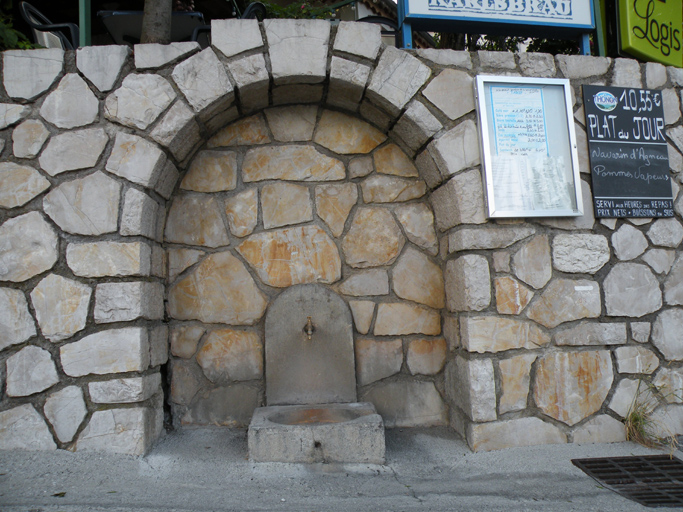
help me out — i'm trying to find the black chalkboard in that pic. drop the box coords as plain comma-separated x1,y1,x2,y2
583,85,674,218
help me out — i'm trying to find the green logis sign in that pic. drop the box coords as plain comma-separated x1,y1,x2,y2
619,0,682,67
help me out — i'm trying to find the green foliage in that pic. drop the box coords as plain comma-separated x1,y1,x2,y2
0,0,35,50
624,378,679,456
525,37,580,55
263,0,335,19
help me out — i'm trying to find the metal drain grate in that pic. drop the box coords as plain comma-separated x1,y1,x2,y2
572,455,683,507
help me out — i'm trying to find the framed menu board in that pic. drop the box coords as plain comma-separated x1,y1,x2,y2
475,76,584,218
582,85,674,218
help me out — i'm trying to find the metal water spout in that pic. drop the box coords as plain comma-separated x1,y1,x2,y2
304,316,314,340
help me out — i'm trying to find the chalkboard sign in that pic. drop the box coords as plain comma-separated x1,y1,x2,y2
583,85,674,218
475,76,584,218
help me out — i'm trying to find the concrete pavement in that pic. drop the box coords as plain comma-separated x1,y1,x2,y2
1,427,680,511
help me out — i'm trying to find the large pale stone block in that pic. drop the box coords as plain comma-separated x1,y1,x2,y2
342,207,405,268
611,224,648,260
349,300,375,334
181,384,259,427
499,354,536,414
3,49,63,100
615,346,659,374
208,114,270,148
335,269,389,296
12,119,49,158
390,100,442,154
468,417,566,452
393,247,444,309
238,226,341,287
554,321,627,346
644,248,676,275
361,175,425,203
552,234,609,273
6,346,58,396
168,248,203,282
423,69,474,120
230,56,268,112
170,361,201,405
328,56,371,110
0,103,29,129
60,327,150,377
333,21,381,60
362,380,447,427
348,156,373,179
573,415,627,444
407,338,446,375
494,276,533,315
212,19,263,57
105,74,176,129
134,41,199,69
44,386,87,443
168,251,267,324
374,302,441,336
519,52,556,77
90,374,161,404
445,357,496,422
631,322,651,343
367,46,431,116
534,350,613,426
261,182,313,229
527,279,601,328
427,120,480,180
95,281,164,323
355,338,402,385
106,132,166,187
265,106,317,142
445,254,490,312
646,62,667,89
0,162,49,209
654,367,683,403
43,172,120,235
612,58,642,88
512,235,552,289
172,48,233,119
417,48,472,68
557,55,611,79
39,128,108,176
243,145,345,182
395,203,438,255
0,287,36,351
121,188,161,240
30,274,90,342
77,45,129,91
649,404,683,438
197,329,262,382
225,188,258,238
150,100,201,161
165,195,230,248
265,19,329,84
652,308,683,361
662,88,681,125
448,225,535,252
40,74,98,128
460,316,550,353
647,218,683,247
314,110,386,154
77,408,157,455
604,263,662,317
0,211,58,282
66,241,152,277
665,255,683,305
0,404,56,450
315,183,357,237
430,169,486,230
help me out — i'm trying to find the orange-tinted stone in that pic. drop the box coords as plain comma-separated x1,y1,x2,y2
242,145,345,182
314,110,386,154
373,143,418,177
207,114,270,147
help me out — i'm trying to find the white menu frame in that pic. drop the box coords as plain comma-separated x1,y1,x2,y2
475,75,584,218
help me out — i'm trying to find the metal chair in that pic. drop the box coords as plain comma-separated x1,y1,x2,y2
19,1,79,50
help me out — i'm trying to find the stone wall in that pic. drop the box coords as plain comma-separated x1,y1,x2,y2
0,19,682,455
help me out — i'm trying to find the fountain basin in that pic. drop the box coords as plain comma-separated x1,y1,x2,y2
248,402,385,463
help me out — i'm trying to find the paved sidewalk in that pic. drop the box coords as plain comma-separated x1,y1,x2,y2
1,427,679,511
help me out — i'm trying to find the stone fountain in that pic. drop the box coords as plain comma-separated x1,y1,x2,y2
247,284,385,463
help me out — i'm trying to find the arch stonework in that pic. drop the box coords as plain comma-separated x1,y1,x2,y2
0,20,682,454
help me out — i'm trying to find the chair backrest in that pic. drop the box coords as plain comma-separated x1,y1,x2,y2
19,1,78,50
